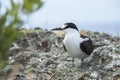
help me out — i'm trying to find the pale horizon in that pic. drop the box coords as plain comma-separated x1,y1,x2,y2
0,0,120,36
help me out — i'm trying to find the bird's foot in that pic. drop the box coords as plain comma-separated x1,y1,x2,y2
71,63,75,67
79,59,91,69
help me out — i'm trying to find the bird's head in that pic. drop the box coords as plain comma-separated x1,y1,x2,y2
51,22,79,34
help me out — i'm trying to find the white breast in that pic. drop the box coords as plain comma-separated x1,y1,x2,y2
63,31,88,58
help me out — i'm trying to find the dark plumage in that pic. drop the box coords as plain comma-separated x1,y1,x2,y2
80,39,94,55
63,43,67,52
64,23,79,31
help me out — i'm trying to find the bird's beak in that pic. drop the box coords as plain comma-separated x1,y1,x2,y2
51,27,63,31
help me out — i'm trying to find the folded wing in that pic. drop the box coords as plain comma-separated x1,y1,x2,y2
80,39,94,55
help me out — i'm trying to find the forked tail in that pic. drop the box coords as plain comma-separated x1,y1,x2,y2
93,44,109,48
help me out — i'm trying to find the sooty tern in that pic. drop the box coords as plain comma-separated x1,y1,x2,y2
52,22,107,66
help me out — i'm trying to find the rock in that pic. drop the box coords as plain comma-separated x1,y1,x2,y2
1,65,13,77
104,60,120,71
16,38,29,48
28,58,42,68
90,71,100,79
14,65,25,80
26,32,39,39
41,40,51,52
9,43,21,56
113,72,120,80
8,57,15,64
4,29,120,80
79,72,90,80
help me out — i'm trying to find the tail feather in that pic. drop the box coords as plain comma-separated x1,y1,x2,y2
93,44,108,48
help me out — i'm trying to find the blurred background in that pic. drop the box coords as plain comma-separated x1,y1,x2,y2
0,0,120,36
0,0,44,70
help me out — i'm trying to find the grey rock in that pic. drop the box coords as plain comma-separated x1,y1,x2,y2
16,38,29,48
14,65,25,80
2,65,13,76
5,29,120,80
90,71,100,79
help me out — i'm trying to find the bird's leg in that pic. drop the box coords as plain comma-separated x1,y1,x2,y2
81,58,84,65
80,58,90,68
72,58,74,67
79,58,85,68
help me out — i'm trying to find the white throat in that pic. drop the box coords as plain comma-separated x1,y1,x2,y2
64,28,79,35
63,28,87,58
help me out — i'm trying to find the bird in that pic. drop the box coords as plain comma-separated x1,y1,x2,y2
51,22,107,66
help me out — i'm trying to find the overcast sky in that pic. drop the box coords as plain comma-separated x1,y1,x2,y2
27,0,120,28
0,0,120,35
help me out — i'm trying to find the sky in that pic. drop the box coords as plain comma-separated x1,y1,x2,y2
0,0,120,36
27,0,120,26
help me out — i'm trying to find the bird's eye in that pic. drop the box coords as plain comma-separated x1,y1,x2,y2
64,26,69,29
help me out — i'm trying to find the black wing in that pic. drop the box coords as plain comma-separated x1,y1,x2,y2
63,43,67,52
80,39,94,55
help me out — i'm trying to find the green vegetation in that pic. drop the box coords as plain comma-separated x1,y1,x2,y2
0,0,43,69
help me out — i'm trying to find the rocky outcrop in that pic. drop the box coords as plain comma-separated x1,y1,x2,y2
2,30,120,80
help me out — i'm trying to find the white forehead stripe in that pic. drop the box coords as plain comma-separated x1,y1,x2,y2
61,24,67,28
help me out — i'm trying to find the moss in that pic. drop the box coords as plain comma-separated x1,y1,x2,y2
0,60,8,69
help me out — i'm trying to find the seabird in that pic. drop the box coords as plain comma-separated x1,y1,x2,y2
52,22,107,66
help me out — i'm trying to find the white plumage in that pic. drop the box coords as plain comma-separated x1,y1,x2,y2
63,28,89,58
